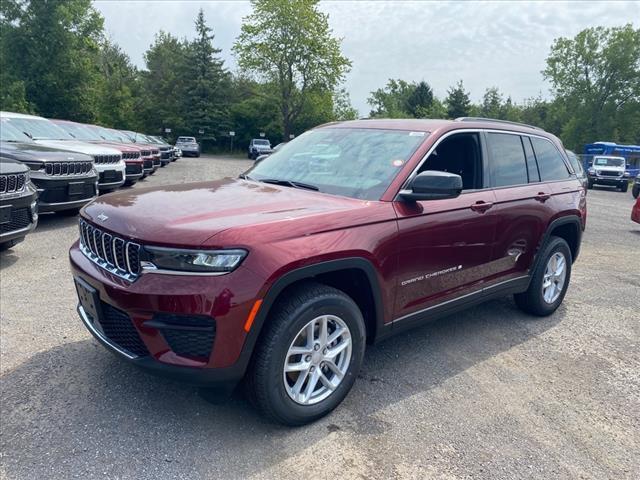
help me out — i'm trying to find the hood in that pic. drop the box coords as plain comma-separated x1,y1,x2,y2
0,157,29,174
0,141,93,163
88,141,140,153
82,178,379,248
34,139,122,156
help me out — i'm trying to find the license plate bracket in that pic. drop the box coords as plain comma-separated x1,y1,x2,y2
68,182,84,196
74,276,102,327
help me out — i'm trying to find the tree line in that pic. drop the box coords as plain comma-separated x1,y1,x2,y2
368,24,640,152
1,0,638,153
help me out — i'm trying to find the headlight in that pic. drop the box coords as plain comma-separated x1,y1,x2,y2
588,168,595,175
623,171,630,177
142,247,247,274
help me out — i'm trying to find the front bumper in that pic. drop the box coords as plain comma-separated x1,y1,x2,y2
125,163,144,181
69,242,266,386
589,174,626,186
32,174,97,212
0,188,38,244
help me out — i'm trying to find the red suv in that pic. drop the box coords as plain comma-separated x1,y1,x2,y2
69,118,586,425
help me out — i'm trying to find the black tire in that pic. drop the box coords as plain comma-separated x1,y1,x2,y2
0,238,23,251
620,182,628,193
587,180,594,189
245,282,366,426
196,153,200,158
515,236,572,316
633,186,639,199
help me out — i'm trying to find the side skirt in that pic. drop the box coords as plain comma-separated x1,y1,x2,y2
377,276,530,340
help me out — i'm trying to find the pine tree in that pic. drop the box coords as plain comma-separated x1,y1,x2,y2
445,80,471,119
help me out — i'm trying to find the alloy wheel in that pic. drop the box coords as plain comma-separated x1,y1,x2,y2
283,315,352,405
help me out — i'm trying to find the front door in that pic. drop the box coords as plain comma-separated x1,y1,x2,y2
392,132,497,320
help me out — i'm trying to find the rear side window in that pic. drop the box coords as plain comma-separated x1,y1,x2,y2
522,136,540,183
486,133,528,187
531,137,570,181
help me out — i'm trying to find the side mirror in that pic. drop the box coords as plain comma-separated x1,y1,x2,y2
399,170,463,201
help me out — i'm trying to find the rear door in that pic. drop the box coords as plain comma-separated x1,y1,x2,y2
484,132,562,283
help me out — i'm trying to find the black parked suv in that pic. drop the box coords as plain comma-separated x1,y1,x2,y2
1,157,38,250
0,123,97,214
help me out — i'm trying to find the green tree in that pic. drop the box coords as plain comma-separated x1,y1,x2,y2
367,79,414,117
233,0,351,140
480,87,505,119
543,24,640,149
332,88,358,121
445,80,471,119
96,39,139,128
0,0,104,121
140,31,188,135
182,9,230,145
406,81,434,117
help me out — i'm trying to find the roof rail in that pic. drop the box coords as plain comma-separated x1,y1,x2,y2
454,117,543,131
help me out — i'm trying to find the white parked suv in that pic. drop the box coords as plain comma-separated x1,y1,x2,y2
587,155,630,192
0,112,125,192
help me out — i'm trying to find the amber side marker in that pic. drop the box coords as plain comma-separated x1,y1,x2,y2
244,299,263,332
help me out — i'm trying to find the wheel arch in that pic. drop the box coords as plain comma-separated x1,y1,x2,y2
238,258,385,374
532,216,582,274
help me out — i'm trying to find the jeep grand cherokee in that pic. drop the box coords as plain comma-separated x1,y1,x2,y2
0,120,97,214
70,118,586,425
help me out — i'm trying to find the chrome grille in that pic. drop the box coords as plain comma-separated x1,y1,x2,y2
0,173,27,194
78,219,141,281
122,152,141,160
93,154,122,164
45,161,93,176
140,150,151,157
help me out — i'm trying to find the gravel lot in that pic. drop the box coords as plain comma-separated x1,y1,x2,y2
1,155,639,479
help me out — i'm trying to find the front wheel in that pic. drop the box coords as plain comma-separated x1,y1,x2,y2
587,179,594,189
245,282,366,425
633,186,639,199
620,182,628,193
515,236,572,316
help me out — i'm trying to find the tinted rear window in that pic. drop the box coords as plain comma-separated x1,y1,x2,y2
531,137,570,181
487,133,528,187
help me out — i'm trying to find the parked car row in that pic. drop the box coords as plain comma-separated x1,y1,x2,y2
0,111,181,250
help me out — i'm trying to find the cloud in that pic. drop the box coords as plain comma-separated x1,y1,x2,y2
94,0,638,115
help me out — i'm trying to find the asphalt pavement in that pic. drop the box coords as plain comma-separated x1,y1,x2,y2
1,155,638,479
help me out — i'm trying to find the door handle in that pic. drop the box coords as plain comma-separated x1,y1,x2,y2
470,200,494,213
534,192,551,202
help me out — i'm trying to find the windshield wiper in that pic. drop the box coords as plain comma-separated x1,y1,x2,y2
259,178,319,191
239,173,253,180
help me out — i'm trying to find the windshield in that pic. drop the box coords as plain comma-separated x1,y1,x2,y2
3,117,72,141
177,137,195,143
594,157,624,167
254,139,270,145
55,122,101,141
0,119,33,142
247,128,427,200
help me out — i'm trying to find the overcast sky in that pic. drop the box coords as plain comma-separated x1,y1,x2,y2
94,1,638,115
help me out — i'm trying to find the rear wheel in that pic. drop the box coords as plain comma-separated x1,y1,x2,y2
245,282,366,425
515,236,572,316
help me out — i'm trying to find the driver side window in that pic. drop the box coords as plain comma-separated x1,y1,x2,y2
418,133,483,190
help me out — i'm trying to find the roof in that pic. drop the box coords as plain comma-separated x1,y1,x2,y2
323,117,547,135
